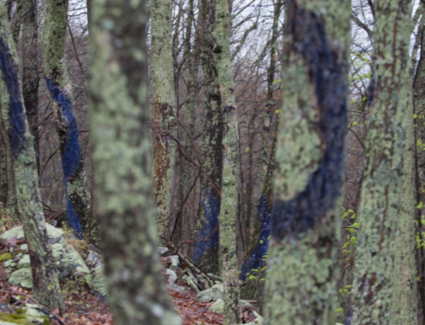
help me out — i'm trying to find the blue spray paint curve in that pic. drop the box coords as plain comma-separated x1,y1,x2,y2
0,38,26,157
271,8,347,239
240,194,271,281
193,189,220,264
45,77,83,238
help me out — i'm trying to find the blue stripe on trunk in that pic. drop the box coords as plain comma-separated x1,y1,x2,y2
0,38,26,157
240,194,271,281
193,189,220,264
45,77,83,237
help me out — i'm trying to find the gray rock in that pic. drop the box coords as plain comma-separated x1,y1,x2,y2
17,255,30,269
168,255,179,270
1,223,64,242
68,246,90,274
243,311,264,325
86,250,102,268
9,268,32,289
25,303,48,324
166,269,178,284
196,283,223,302
85,265,107,296
208,299,224,314
157,247,169,255
3,224,91,290
19,244,28,251
166,283,186,293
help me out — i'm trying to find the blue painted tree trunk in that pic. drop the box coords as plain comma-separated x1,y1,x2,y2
0,11,63,307
45,77,83,237
193,189,220,265
240,194,271,281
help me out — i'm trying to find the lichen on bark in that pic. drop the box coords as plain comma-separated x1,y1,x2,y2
0,3,63,310
213,0,241,323
349,0,413,323
192,0,223,275
89,0,181,323
42,0,95,243
264,0,350,323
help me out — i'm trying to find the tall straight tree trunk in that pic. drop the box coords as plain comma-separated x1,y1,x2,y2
240,0,282,298
264,0,350,323
0,4,64,310
0,92,16,217
151,0,178,239
413,11,425,321
193,0,223,274
390,73,418,324
89,0,182,324
349,0,413,323
175,0,198,248
20,0,39,174
213,0,240,323
0,128,7,206
42,0,95,242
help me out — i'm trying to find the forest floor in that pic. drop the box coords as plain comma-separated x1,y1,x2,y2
0,215,224,325
0,269,224,325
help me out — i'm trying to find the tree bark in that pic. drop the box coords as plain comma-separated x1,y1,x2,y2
213,0,240,323
349,0,413,323
0,3,64,310
89,0,182,324
264,0,351,323
42,0,95,243
150,0,178,240
20,0,40,174
192,0,223,275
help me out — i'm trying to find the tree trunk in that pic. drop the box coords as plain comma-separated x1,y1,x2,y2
175,0,199,249
192,0,223,275
349,0,413,323
240,0,282,309
0,4,64,310
264,0,350,323
151,0,178,240
89,0,182,324
412,8,425,323
214,0,240,323
390,73,418,324
20,0,40,174
42,0,95,243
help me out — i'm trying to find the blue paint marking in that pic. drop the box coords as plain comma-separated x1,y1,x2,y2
193,189,220,264
0,38,26,157
271,8,347,239
45,77,83,238
345,300,351,325
240,194,271,281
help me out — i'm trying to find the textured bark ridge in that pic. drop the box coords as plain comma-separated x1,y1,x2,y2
89,0,181,324
150,0,178,239
0,4,63,310
264,0,350,323
213,0,241,323
192,0,223,274
271,7,347,239
42,0,94,242
349,0,413,323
